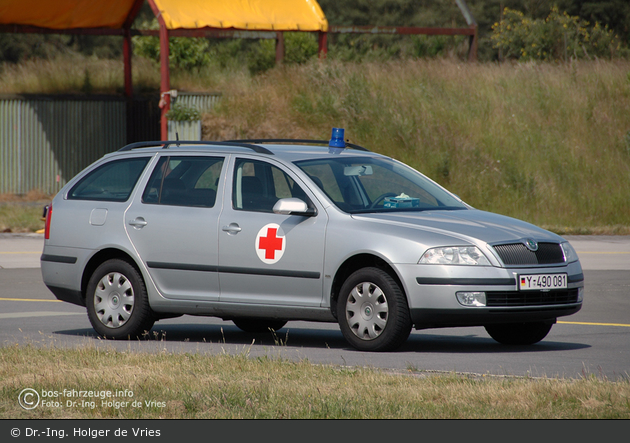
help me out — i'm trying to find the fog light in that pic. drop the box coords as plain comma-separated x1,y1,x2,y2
456,292,486,307
577,287,584,302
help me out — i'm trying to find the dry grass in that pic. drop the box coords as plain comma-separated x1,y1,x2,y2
1,344,629,419
0,55,165,95
0,190,51,203
203,58,630,231
0,192,50,233
1,57,629,232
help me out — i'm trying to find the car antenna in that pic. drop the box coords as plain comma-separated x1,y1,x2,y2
176,131,180,147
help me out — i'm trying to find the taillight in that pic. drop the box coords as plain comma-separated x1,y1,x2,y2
45,204,52,240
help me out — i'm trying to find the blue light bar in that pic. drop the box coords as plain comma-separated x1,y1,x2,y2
329,128,346,148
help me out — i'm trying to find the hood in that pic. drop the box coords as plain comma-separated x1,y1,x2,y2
352,209,564,245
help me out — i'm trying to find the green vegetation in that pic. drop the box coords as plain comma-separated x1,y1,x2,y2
166,103,201,122
1,345,629,419
132,19,212,70
202,58,630,234
0,192,50,233
492,7,623,61
1,58,629,234
3,1,629,66
0,204,45,233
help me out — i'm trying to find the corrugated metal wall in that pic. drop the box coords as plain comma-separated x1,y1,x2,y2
174,92,221,115
167,120,202,141
0,93,217,195
0,95,126,195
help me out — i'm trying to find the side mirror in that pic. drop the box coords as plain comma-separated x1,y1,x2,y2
273,198,316,216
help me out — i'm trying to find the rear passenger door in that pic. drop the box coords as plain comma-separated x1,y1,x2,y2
217,156,327,307
126,155,224,301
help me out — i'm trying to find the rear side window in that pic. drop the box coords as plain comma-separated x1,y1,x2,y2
142,156,224,208
68,157,150,202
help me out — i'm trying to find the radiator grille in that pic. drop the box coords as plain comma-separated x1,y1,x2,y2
486,289,579,307
492,242,565,266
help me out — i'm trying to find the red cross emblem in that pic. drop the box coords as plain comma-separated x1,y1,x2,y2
255,224,286,264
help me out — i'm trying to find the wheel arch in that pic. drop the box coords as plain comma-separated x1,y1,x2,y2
81,248,143,303
329,253,407,319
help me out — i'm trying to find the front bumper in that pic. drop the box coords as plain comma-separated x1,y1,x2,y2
395,261,584,329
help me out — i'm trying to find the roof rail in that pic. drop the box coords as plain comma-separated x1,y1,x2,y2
117,140,274,155
226,139,370,152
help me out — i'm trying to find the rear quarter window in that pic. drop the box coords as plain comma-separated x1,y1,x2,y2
68,157,150,202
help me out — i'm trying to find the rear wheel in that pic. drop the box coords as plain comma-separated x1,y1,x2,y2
337,267,412,352
86,259,155,339
485,322,553,345
232,319,287,333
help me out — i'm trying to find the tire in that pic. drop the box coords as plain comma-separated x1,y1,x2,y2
485,322,553,345
337,267,412,352
232,319,287,333
86,259,155,339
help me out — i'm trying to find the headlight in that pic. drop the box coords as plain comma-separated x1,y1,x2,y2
419,246,491,266
561,241,579,263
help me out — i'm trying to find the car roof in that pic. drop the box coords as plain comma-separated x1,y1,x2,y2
115,139,385,163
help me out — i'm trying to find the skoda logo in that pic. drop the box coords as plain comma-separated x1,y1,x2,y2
525,238,539,252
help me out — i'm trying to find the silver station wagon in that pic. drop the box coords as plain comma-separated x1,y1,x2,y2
41,129,584,351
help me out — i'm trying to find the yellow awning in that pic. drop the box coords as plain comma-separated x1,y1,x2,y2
0,0,137,29
0,0,328,31
153,0,327,31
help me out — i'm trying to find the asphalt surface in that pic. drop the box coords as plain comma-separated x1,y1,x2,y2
1,233,629,380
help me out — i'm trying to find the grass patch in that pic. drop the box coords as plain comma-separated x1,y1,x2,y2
0,192,50,233
1,57,629,233
1,344,629,419
202,58,630,232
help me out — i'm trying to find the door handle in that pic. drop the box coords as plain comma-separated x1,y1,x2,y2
129,217,148,229
222,223,242,234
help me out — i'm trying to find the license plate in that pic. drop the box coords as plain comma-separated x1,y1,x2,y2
519,274,567,291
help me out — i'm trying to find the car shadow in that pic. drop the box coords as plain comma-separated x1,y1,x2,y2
54,322,590,353
400,332,590,353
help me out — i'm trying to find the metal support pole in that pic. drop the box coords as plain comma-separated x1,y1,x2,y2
318,31,328,59
123,28,133,97
468,25,478,62
123,28,133,143
159,22,170,140
275,31,285,64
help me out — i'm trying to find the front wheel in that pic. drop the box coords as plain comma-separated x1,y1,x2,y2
86,259,155,339
484,322,553,345
337,267,412,352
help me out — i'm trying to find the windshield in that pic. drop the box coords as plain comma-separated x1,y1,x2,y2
295,156,467,214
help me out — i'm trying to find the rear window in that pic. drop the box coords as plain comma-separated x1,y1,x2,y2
68,157,150,202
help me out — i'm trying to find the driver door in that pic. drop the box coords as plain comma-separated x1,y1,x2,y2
217,157,327,306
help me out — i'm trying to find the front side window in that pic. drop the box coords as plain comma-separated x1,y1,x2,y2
142,156,224,208
68,157,150,202
296,156,466,213
233,159,311,212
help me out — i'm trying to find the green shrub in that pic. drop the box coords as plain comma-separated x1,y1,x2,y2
248,32,319,75
491,7,624,61
411,35,449,58
247,39,276,75
133,20,211,70
166,103,201,122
